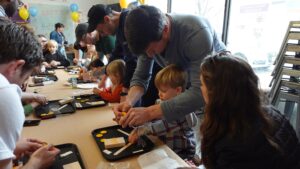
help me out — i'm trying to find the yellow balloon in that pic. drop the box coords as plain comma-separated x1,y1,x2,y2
119,0,128,9
139,0,146,4
19,7,29,20
70,12,79,22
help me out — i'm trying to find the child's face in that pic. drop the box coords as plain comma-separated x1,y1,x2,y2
158,85,181,101
48,44,57,54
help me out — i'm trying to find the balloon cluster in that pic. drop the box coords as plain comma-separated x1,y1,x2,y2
19,5,38,20
70,3,80,22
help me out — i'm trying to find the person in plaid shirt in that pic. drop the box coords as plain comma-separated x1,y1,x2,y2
128,64,198,160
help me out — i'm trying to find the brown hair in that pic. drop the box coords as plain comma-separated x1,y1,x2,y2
106,59,126,84
199,53,278,168
155,64,187,90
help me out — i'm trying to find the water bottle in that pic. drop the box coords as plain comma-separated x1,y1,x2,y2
71,77,77,88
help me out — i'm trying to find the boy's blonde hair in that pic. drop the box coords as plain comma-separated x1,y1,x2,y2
106,59,126,83
155,64,187,91
47,40,58,48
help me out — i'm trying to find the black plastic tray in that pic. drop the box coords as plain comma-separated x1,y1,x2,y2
33,74,58,83
21,143,85,169
92,125,154,161
33,70,55,76
74,94,107,109
35,100,76,119
49,143,86,169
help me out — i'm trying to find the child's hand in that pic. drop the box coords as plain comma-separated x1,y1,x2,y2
43,62,51,68
128,129,139,143
92,87,101,94
50,61,60,67
82,71,91,82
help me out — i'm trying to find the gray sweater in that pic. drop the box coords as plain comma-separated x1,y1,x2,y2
130,14,226,122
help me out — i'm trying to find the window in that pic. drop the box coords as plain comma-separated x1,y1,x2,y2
146,0,168,13
227,0,300,89
171,0,226,39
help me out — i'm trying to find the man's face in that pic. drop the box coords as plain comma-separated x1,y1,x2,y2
38,37,47,49
9,63,36,87
4,0,19,17
145,38,168,58
96,17,116,37
79,31,98,47
57,27,64,33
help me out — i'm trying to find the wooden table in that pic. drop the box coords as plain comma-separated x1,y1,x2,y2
22,69,188,169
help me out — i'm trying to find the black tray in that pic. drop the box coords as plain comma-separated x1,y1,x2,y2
92,125,154,161
33,74,58,83
35,100,76,119
50,143,86,169
74,94,107,109
21,143,85,169
33,69,55,76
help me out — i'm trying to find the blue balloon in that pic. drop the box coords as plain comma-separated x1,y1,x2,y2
70,3,79,12
29,7,38,17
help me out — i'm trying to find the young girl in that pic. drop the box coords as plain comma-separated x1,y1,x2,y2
93,59,125,103
43,40,70,68
199,53,300,169
78,58,104,82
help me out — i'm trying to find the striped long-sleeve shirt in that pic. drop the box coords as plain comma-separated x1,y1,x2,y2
136,112,198,159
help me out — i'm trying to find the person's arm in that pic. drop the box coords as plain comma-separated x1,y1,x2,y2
127,55,154,105
21,145,60,169
73,49,80,65
21,93,47,105
57,52,70,67
97,84,123,103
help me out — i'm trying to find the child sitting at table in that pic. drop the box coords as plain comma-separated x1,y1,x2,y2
93,59,125,103
43,40,70,68
79,58,105,82
128,64,198,160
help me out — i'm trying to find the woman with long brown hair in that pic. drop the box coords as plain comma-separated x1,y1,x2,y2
199,53,300,169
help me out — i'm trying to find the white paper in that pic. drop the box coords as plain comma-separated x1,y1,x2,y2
138,149,182,169
143,157,180,169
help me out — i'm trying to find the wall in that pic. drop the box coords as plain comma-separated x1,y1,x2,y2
22,0,119,44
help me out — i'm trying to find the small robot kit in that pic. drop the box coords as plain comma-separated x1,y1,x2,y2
92,125,154,161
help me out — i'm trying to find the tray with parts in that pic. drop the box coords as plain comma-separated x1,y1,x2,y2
92,125,154,161
32,74,58,83
34,100,76,119
74,94,107,109
21,143,85,169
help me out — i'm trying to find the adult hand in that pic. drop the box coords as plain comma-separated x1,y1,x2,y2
113,101,132,123
23,145,60,169
33,94,48,105
73,58,79,65
119,107,152,128
92,87,101,94
23,93,47,105
14,138,44,159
